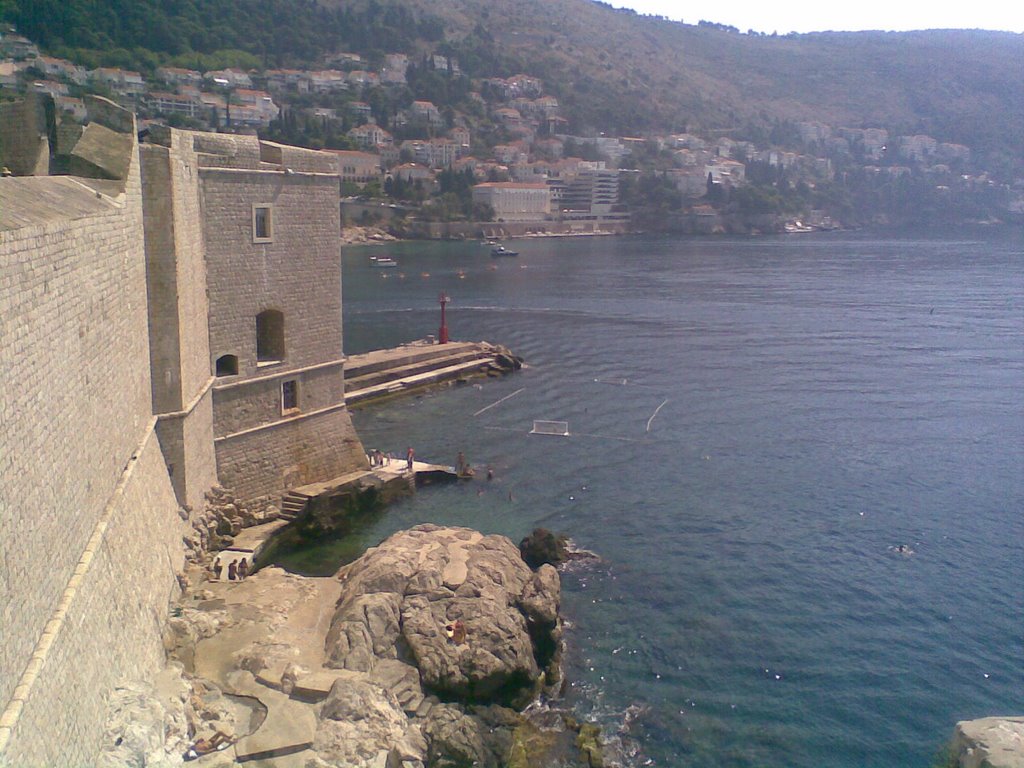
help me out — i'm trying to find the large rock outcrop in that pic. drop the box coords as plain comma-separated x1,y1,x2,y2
951,717,1024,768
326,524,562,708
100,525,597,768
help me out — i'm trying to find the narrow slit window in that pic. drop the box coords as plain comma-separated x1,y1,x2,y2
281,379,298,412
253,205,273,242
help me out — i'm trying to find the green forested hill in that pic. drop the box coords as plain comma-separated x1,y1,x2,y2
1,0,446,70
3,0,1022,173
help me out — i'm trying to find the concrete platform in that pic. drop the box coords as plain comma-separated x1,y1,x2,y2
344,340,517,407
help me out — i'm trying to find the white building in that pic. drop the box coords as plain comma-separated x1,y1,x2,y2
472,182,551,222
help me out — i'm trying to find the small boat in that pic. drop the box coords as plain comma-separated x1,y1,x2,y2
370,256,398,268
490,245,519,257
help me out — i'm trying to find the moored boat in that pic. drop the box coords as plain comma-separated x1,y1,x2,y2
490,245,518,257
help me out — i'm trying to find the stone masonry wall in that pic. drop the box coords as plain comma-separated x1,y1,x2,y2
0,430,184,768
140,130,218,512
212,361,346,437
0,143,153,714
200,161,365,500
155,389,217,513
140,134,213,413
214,406,367,499
0,124,188,766
200,169,343,375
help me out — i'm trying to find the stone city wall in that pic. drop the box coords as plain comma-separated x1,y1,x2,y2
0,132,188,765
141,133,214,411
140,131,218,512
0,429,183,768
0,149,151,713
154,389,217,513
214,406,366,500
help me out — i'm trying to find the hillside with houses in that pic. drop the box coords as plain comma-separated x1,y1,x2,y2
1,7,1022,233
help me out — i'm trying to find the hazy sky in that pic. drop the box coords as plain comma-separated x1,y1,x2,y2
609,0,1024,34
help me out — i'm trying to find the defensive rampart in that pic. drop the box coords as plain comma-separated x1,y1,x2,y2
0,100,187,765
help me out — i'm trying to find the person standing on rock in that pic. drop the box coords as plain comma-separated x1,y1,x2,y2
407,446,415,471
213,557,223,581
227,560,237,581
238,558,249,580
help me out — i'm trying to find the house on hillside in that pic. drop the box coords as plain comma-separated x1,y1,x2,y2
347,70,380,88
156,66,202,87
264,69,310,93
145,91,205,120
308,70,348,93
450,126,471,151
0,32,38,59
410,100,443,127
507,74,543,97
37,56,87,84
204,68,252,88
348,123,393,150
90,68,145,100
347,101,373,120
327,149,383,186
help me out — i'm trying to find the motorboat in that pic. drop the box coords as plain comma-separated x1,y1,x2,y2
370,256,398,268
490,245,519,257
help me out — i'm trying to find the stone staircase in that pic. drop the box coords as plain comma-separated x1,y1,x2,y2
279,489,313,521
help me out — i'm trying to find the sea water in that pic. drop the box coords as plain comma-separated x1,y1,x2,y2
282,232,1024,767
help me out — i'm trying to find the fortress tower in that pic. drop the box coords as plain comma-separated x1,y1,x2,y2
140,127,367,503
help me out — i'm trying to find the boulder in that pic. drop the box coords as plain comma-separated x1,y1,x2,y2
421,703,495,768
951,717,1024,768
313,678,424,767
325,525,561,707
519,528,570,569
401,592,539,705
325,592,402,671
368,659,424,714
519,564,561,626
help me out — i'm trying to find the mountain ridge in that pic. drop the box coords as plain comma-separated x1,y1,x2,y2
4,0,1022,172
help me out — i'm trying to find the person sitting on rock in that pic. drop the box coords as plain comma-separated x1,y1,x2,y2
444,619,467,645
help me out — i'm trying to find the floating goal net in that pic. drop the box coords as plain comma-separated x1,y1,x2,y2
530,420,570,436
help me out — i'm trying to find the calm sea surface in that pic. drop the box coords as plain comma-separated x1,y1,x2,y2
284,232,1024,767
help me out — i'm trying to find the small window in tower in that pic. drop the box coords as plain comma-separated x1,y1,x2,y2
281,379,298,413
253,204,273,242
215,354,239,376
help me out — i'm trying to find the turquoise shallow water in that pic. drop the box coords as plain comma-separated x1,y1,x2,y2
282,232,1024,767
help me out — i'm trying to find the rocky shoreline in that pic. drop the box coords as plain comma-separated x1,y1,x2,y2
92,491,1022,768
97,523,604,768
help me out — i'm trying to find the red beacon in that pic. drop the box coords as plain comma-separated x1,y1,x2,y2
438,291,450,344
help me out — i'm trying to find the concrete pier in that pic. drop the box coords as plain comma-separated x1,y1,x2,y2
344,340,521,406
